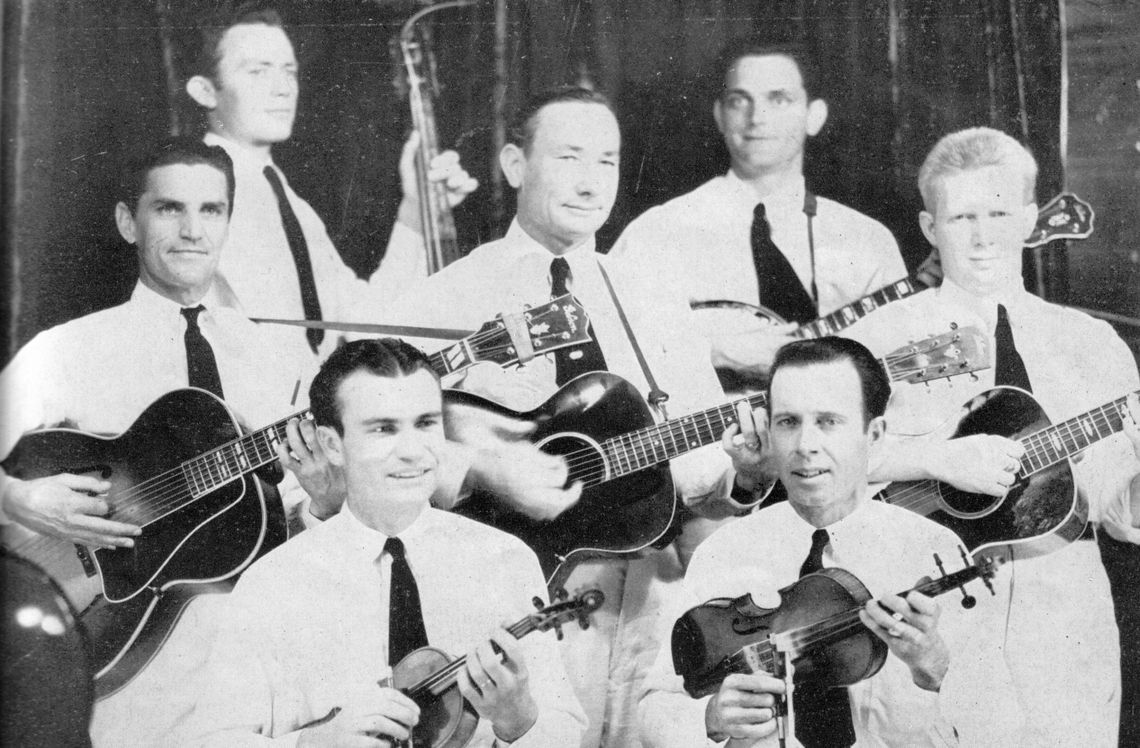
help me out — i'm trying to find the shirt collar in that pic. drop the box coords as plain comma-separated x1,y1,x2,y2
129,280,216,326
502,218,599,276
333,502,439,564
724,170,807,215
937,276,1033,328
204,131,275,172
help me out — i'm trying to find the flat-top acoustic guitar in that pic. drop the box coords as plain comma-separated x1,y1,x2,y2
453,327,990,593
1,294,592,698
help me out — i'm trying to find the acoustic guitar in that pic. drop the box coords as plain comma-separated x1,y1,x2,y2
1,293,592,698
877,386,1137,564
452,327,989,592
690,192,1094,392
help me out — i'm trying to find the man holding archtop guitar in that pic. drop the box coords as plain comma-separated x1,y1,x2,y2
843,126,1140,746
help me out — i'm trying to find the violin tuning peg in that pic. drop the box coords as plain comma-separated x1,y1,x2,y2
552,621,565,641
532,596,545,611
577,613,591,631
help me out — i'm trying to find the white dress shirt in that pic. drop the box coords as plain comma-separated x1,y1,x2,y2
609,173,906,318
179,505,586,747
387,218,737,510
640,498,1022,747
844,279,1132,746
0,280,320,747
205,133,428,359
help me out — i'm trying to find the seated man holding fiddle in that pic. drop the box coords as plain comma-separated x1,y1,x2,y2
179,338,585,747
640,337,1020,747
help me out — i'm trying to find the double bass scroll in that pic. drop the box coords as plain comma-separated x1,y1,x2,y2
395,0,476,274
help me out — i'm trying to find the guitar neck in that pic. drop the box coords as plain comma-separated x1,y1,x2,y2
596,352,925,483
795,279,924,340
182,354,472,499
1017,389,1139,477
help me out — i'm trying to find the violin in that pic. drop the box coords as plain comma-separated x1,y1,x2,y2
671,550,1001,699
306,588,603,747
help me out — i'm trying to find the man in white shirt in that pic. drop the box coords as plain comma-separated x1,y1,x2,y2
641,336,1020,747
610,39,905,382
387,87,764,747
0,137,337,745
182,7,478,358
844,126,1139,746
181,337,586,747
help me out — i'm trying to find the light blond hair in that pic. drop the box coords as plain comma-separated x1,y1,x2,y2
918,127,1037,212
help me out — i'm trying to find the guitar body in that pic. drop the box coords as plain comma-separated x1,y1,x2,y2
2,389,287,692
878,387,1087,563
450,372,676,585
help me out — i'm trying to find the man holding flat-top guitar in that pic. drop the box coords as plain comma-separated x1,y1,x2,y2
843,127,1140,746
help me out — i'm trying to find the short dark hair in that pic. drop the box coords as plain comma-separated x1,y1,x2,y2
506,85,618,153
182,5,286,83
310,338,439,435
766,337,890,425
714,38,822,102
120,136,235,215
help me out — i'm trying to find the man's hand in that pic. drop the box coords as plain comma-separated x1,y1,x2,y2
722,401,776,494
2,474,140,548
457,627,539,743
395,131,479,232
859,587,949,692
709,323,798,375
276,417,345,520
705,672,785,743
469,442,583,521
927,434,1024,497
297,685,420,748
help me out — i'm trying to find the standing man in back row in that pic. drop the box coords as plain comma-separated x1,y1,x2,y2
610,39,905,381
183,6,478,359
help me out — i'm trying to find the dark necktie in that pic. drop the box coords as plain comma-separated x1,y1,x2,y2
751,202,817,325
385,536,428,665
181,306,225,399
263,166,323,353
794,528,856,748
993,304,1032,393
550,257,608,386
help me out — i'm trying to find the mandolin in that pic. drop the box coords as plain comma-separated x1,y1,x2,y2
0,294,593,699
671,552,1001,700
453,327,989,592
877,386,1139,563
690,192,1094,392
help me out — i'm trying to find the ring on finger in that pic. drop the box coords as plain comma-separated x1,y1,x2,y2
887,626,903,637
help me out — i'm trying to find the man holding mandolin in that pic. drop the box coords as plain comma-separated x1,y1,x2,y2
640,337,1020,746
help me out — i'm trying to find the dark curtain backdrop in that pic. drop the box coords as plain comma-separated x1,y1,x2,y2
3,0,1064,362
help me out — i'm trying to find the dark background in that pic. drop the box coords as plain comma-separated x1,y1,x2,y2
2,0,1136,359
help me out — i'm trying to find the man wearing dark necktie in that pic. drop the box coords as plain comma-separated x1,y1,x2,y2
842,127,1137,746
183,7,478,358
641,337,1018,746
181,339,585,745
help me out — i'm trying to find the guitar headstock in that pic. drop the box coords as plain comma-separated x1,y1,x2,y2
884,325,990,385
467,294,593,368
1025,192,1095,248
529,588,605,640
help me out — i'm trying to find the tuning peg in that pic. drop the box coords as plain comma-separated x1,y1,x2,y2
935,551,976,609
963,548,998,596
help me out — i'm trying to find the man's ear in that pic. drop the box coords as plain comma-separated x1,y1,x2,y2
186,75,219,109
1020,202,1039,242
805,99,828,137
317,425,346,468
114,201,137,245
499,144,525,189
712,99,726,136
867,415,887,446
918,210,937,247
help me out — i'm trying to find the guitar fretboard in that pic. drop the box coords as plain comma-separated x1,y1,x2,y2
795,279,922,339
1018,390,1137,476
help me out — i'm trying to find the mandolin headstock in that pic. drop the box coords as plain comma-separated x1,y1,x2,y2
1025,192,1095,248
